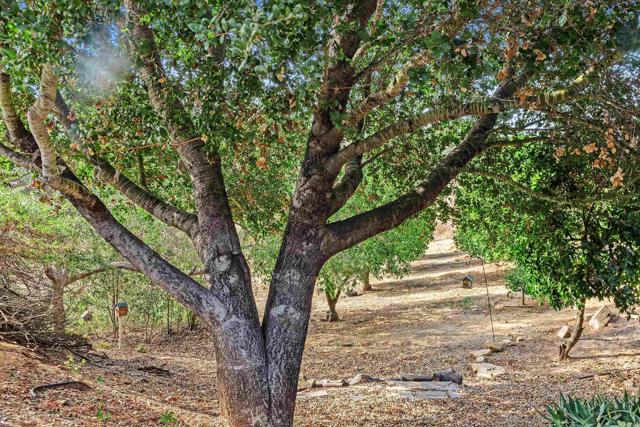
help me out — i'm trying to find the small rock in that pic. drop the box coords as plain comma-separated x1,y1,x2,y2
470,349,492,358
346,290,360,297
557,325,572,339
500,338,514,347
515,336,524,343
475,356,485,363
589,306,611,330
471,363,506,379
485,342,504,352
432,368,463,385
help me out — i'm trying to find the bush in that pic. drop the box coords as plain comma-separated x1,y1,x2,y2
547,393,640,426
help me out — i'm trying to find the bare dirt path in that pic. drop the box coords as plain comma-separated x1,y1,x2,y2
1,238,639,426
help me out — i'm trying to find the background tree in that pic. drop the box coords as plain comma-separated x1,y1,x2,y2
0,1,638,425
453,64,640,359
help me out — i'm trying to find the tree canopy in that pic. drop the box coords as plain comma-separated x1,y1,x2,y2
1,1,639,425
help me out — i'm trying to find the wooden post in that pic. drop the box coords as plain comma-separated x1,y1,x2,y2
114,301,128,350
118,314,123,349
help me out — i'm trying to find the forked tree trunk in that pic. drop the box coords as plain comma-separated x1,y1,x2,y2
362,269,372,292
44,265,68,335
326,291,341,322
559,302,586,361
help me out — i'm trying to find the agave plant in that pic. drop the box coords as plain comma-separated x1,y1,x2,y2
547,393,640,426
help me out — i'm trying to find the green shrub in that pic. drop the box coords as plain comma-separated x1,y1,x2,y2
159,411,178,426
547,393,640,426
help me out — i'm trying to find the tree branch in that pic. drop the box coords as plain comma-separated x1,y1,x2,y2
26,65,58,178
485,135,555,149
323,68,526,254
125,0,242,265
0,140,39,171
464,169,638,207
310,0,377,149
327,156,363,216
343,51,431,127
0,69,228,326
326,62,602,175
53,93,200,238
65,261,205,286
0,72,38,153
25,66,94,205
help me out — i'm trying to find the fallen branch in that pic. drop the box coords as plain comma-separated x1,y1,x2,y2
576,366,640,380
29,380,91,397
138,365,171,376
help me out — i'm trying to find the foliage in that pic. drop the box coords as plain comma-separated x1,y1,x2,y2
1,0,639,422
453,68,640,313
547,393,640,426
159,411,178,427
318,209,434,301
0,185,203,335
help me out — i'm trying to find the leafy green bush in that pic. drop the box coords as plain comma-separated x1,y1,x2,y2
547,393,640,426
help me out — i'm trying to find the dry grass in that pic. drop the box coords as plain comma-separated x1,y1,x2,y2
1,239,639,426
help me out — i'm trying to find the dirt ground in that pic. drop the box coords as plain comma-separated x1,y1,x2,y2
2,238,640,426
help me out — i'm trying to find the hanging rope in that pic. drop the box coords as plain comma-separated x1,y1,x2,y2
479,257,496,343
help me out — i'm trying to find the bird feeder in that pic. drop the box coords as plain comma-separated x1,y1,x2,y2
114,301,129,317
114,302,129,350
462,275,474,289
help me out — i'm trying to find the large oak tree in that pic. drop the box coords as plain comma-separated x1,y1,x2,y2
0,0,637,425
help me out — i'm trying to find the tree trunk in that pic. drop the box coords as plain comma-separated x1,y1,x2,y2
44,265,68,335
262,226,324,426
206,255,271,427
50,277,65,334
362,269,372,292
559,303,586,361
325,292,340,322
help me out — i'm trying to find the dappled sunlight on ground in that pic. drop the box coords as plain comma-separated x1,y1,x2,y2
1,238,639,426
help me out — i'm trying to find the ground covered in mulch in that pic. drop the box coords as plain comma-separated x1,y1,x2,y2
2,239,639,426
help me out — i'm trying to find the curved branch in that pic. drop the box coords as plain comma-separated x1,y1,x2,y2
485,136,554,150
344,51,431,127
0,72,38,153
26,65,58,178
25,67,94,205
65,261,205,286
0,140,39,171
463,169,638,206
0,70,226,326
